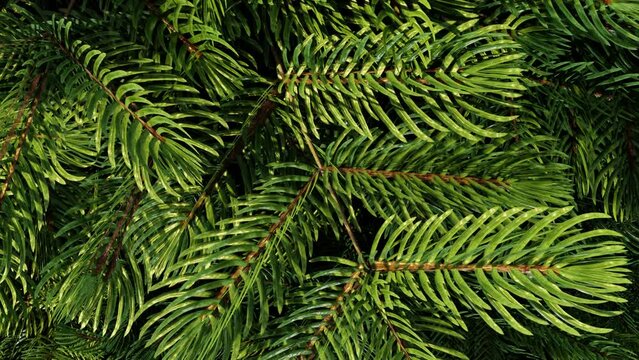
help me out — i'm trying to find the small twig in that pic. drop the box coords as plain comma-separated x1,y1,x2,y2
324,166,509,186
303,134,365,262
375,301,411,359
144,0,203,58
0,75,42,162
204,172,318,314
625,124,636,169
0,74,46,207
303,267,364,360
64,0,77,17
95,190,140,275
372,261,557,274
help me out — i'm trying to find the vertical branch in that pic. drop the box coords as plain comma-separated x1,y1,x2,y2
303,267,364,360
105,191,142,279
182,93,277,229
303,134,364,262
0,74,46,207
95,189,142,277
0,75,42,162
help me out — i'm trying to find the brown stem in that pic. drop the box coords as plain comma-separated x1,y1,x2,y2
324,166,509,186
303,268,364,360
304,135,364,261
95,190,141,276
372,261,557,274
182,96,277,229
64,0,77,17
0,75,46,207
144,0,203,58
376,303,411,359
49,34,165,142
204,172,318,314
0,75,42,162
104,191,143,279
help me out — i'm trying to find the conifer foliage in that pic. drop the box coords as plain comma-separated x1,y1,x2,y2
0,0,638,359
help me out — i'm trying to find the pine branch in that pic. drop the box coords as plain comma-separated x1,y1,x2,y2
182,94,277,229
305,135,364,262
47,34,165,142
373,298,412,359
282,67,447,86
0,74,42,163
323,166,509,186
204,171,318,314
303,267,365,360
144,0,203,59
372,261,557,274
0,73,46,207
94,189,142,278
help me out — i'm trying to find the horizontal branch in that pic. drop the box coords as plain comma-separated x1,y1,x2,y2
372,261,557,274
282,71,432,86
205,171,318,313
304,267,365,360
48,34,165,142
144,0,202,58
323,166,509,186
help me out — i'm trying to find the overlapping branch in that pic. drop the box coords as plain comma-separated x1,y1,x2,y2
303,267,365,360
182,96,277,229
49,35,165,142
144,0,203,59
205,171,319,314
0,74,46,207
95,189,142,279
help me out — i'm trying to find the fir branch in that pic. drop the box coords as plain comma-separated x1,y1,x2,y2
282,67,446,85
303,267,365,360
0,74,42,163
305,135,364,262
0,74,46,207
372,261,557,274
373,298,412,359
182,94,277,229
205,171,318,313
144,0,203,58
95,189,142,278
48,35,166,142
323,166,509,186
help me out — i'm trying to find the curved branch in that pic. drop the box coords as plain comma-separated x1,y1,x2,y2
182,95,277,229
